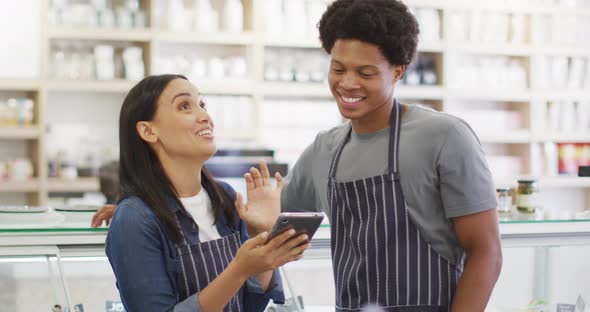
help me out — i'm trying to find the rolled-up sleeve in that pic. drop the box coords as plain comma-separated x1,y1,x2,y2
106,203,199,312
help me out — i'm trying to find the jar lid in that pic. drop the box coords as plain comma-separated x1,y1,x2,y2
496,187,511,192
517,179,537,183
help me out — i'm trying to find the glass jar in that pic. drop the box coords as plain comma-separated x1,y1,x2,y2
496,187,512,214
516,179,538,213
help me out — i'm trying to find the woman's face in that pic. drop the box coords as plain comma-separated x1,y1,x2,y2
143,78,216,161
328,39,405,133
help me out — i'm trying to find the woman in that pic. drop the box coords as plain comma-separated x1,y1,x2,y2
106,74,310,312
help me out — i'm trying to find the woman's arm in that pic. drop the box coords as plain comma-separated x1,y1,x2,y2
106,204,183,312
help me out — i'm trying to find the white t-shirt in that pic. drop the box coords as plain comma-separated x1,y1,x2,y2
180,188,221,242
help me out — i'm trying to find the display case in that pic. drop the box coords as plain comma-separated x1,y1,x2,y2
1,209,589,311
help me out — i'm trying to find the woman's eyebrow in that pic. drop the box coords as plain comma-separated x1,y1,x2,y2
171,92,192,103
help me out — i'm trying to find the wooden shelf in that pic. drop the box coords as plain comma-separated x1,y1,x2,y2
0,179,39,192
0,80,40,91
155,31,255,45
47,27,152,42
0,126,42,139
46,80,137,93
47,177,100,192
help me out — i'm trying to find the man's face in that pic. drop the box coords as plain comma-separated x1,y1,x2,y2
328,39,405,133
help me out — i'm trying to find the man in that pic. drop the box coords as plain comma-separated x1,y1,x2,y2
93,1,502,310
239,1,502,311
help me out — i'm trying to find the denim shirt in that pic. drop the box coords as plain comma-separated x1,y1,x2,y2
106,181,285,312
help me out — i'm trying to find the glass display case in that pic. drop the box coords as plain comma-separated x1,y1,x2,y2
1,209,589,311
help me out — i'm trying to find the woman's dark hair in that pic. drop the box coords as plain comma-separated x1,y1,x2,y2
118,74,237,243
318,0,420,66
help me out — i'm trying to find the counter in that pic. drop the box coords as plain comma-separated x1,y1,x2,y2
1,210,589,311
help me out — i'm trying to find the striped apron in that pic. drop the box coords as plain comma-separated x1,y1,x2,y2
328,100,462,312
175,218,243,312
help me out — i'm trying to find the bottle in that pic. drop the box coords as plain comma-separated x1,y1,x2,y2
496,187,513,214
194,0,219,33
223,0,243,33
516,179,539,213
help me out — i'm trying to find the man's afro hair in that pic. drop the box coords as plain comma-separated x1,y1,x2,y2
318,0,420,66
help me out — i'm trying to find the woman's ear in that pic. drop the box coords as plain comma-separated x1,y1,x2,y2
393,65,406,82
136,121,158,143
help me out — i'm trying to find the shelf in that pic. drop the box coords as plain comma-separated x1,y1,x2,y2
155,31,255,45
47,178,100,193
0,180,39,192
0,126,42,139
495,176,590,188
0,80,40,91
397,85,445,100
46,80,137,93
479,130,531,143
447,89,531,102
47,27,152,42
262,82,331,97
452,43,532,57
535,45,590,57
536,133,590,143
534,90,590,101
264,37,321,49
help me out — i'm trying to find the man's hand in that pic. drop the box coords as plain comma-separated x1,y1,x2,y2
91,204,117,227
235,161,283,236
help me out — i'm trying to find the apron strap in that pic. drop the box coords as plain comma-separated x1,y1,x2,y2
388,99,401,173
328,98,401,179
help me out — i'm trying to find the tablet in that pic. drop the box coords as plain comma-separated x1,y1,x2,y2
267,212,324,242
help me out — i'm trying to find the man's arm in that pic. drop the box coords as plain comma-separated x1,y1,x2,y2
450,208,502,312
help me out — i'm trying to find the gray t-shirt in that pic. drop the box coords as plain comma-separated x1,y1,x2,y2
281,104,498,264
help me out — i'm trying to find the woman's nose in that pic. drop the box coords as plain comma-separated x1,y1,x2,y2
196,107,211,124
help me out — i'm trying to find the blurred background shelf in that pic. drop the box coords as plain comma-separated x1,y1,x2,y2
46,178,100,193
0,80,40,91
47,28,152,42
155,31,255,45
46,80,137,93
0,180,40,192
0,127,42,140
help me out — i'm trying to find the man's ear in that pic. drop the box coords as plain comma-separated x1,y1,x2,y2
136,121,158,143
393,65,406,82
